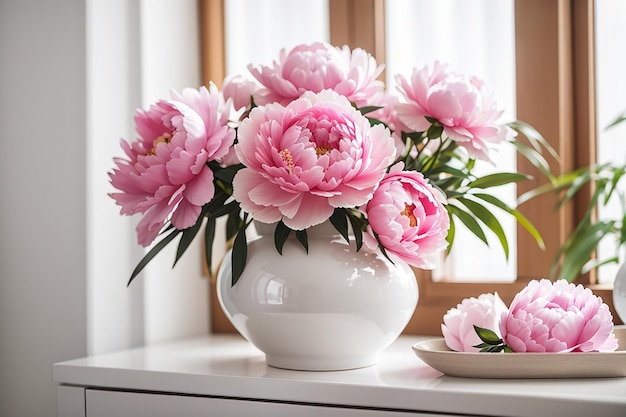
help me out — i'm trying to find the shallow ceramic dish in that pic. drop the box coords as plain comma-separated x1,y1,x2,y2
413,325,626,378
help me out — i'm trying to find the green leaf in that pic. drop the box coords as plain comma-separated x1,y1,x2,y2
210,162,245,184
329,209,350,243
226,209,241,241
208,199,240,218
274,221,291,255
516,168,587,205
457,197,509,259
509,119,559,160
510,140,554,179
346,211,365,251
295,229,309,253
174,216,206,267
606,112,626,130
473,325,503,345
447,205,488,246
427,123,444,139
128,228,181,286
479,344,513,353
366,116,387,127
556,221,616,282
446,216,456,254
204,217,216,275
203,189,231,215
357,105,383,115
474,193,545,250
231,226,248,286
582,256,619,274
467,173,529,189
620,211,626,246
424,164,468,179
563,170,601,207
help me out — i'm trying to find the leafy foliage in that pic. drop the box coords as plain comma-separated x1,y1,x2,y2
398,119,552,259
472,325,513,353
519,112,626,282
126,112,556,288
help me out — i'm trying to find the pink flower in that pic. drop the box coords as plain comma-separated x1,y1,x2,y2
500,279,618,352
363,164,450,268
442,292,508,352
109,84,236,246
365,91,406,155
248,42,385,107
395,61,511,161
221,74,259,111
232,89,396,230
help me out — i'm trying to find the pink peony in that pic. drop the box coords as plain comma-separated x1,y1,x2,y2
442,292,508,352
109,84,236,246
248,42,384,107
363,163,450,268
366,91,406,156
221,74,259,111
395,61,512,161
500,279,618,353
232,89,396,230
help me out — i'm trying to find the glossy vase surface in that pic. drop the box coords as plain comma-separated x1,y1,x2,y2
614,263,626,322
217,221,418,371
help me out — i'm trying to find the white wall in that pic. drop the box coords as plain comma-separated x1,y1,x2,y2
0,0,88,416
86,0,209,357
0,1,209,415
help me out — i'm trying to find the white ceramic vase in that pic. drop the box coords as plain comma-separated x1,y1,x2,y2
217,221,418,371
614,263,626,322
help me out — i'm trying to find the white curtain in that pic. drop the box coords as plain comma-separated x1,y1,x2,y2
86,0,208,355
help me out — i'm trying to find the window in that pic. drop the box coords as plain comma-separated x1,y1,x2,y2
595,0,626,284
199,0,620,334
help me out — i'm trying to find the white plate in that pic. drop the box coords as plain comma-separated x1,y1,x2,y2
413,326,626,378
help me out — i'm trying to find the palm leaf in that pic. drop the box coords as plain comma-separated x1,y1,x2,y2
473,193,545,250
467,172,529,189
555,221,616,282
457,197,509,259
447,205,488,246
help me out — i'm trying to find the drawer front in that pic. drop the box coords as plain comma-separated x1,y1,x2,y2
85,389,462,417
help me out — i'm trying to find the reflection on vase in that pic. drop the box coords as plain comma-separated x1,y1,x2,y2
614,263,626,322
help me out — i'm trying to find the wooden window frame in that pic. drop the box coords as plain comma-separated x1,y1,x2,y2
200,0,619,335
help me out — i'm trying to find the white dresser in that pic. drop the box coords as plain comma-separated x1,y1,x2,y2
54,334,626,417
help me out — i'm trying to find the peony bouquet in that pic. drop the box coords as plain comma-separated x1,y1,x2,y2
108,42,550,286
442,279,619,353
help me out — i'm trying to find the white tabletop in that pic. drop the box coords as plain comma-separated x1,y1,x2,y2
54,334,626,417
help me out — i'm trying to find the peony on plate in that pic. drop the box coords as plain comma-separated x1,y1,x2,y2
442,279,618,353
413,326,626,378
415,279,626,378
